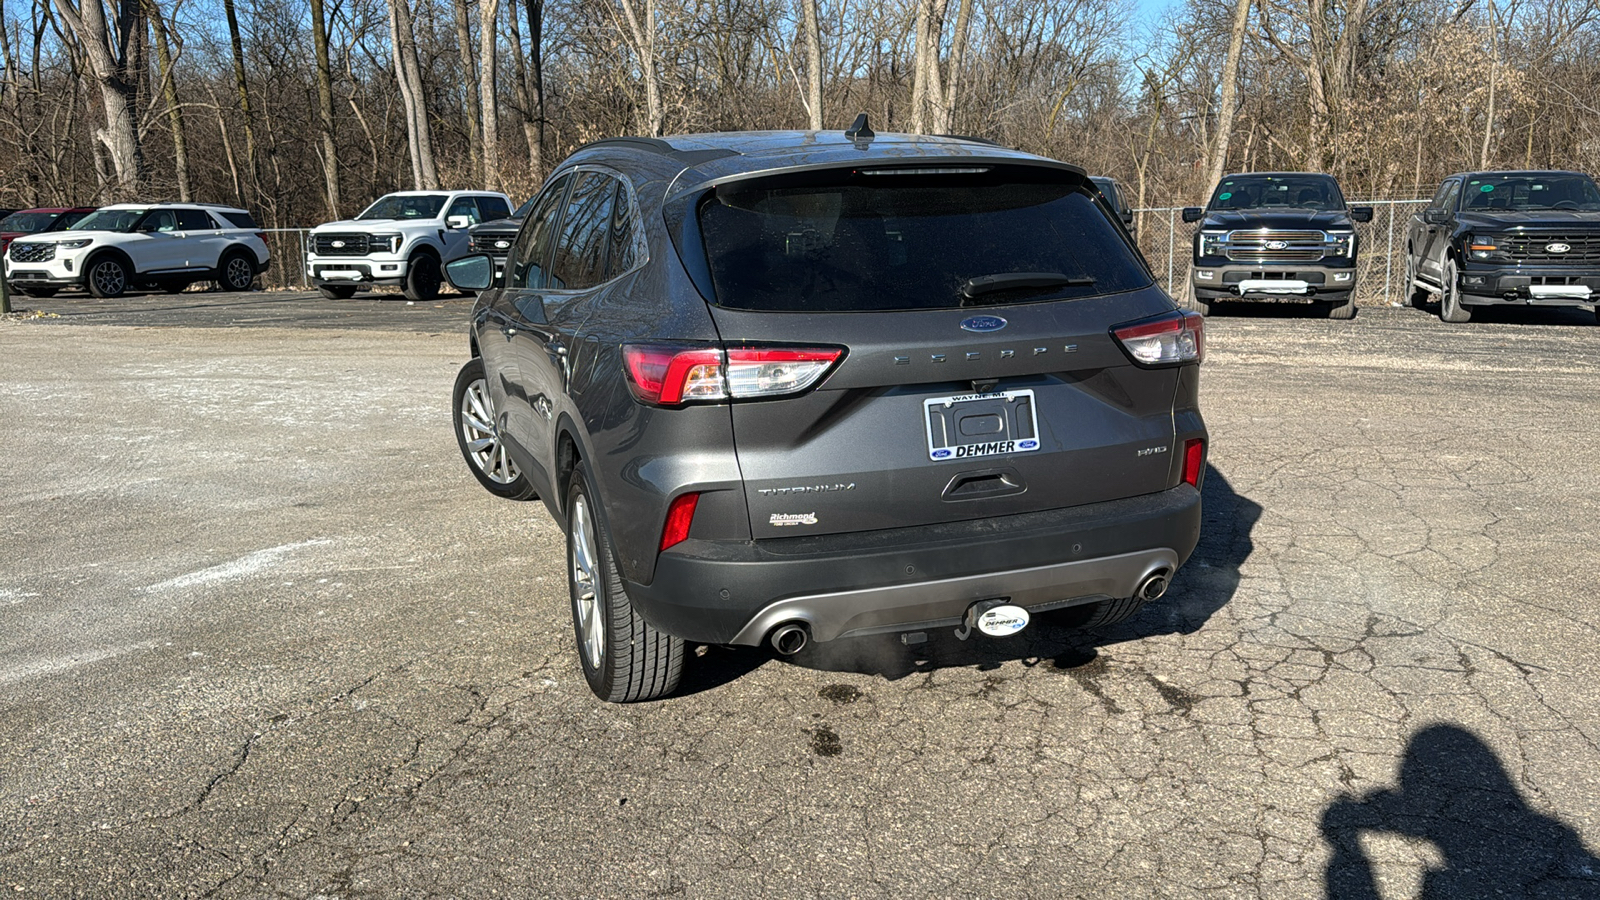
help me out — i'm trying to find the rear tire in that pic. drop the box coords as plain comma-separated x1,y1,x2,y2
1439,258,1473,323
1078,594,1149,628
86,256,129,298
452,358,536,500
318,284,358,300
567,464,685,702
218,250,256,292
403,254,442,301
1325,296,1357,320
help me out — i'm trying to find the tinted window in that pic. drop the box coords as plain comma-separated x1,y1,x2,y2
509,174,572,289
605,181,637,279
357,194,447,220
221,211,258,228
478,196,512,222
1429,180,1454,208
1441,180,1462,212
1208,174,1345,211
1460,173,1600,211
698,170,1150,312
0,212,62,233
548,173,616,291
446,196,481,224
142,209,179,232
177,209,215,230
72,208,145,232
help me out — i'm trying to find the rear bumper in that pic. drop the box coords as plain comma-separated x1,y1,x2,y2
1457,264,1600,307
1192,262,1355,301
624,485,1202,646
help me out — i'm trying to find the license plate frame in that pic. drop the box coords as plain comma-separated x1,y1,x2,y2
923,389,1041,462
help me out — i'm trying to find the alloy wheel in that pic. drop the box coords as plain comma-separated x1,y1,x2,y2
458,377,520,484
570,495,605,670
225,256,254,290
91,261,125,296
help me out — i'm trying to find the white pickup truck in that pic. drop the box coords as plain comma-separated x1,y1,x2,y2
306,190,512,300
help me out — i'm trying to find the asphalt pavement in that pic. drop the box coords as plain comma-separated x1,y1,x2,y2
2,292,1599,897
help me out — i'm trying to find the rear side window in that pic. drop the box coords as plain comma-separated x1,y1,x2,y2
605,181,637,279
547,172,616,291
177,209,214,230
478,196,512,221
509,173,572,289
221,211,258,228
698,169,1151,312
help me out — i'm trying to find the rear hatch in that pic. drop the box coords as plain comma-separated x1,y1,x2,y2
690,163,1188,539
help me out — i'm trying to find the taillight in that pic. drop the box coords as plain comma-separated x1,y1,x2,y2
1182,438,1206,488
1112,310,1204,366
623,344,843,406
660,492,700,551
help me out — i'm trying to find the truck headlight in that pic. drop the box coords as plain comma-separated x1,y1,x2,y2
1465,233,1511,261
1197,232,1227,257
1324,232,1354,257
370,234,403,254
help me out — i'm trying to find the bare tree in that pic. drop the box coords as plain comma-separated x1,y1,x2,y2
389,0,439,188
309,0,340,215
453,0,483,181
145,0,189,200
1204,0,1251,191
802,0,823,129
480,0,502,188
49,0,144,195
616,0,662,135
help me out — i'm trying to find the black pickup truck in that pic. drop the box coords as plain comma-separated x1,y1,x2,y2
1403,170,1600,323
1182,172,1372,319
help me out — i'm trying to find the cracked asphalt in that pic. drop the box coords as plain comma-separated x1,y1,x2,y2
3,293,1599,897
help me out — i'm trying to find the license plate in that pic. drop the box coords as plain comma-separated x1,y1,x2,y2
319,270,363,281
924,389,1041,461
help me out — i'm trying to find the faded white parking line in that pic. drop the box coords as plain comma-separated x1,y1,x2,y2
0,642,157,686
143,539,332,593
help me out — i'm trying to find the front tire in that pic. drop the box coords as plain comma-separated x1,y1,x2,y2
1325,296,1357,320
218,250,256,292
1185,293,1212,317
86,256,130,298
567,464,685,702
317,284,358,300
403,254,442,301
452,358,536,500
1439,258,1473,323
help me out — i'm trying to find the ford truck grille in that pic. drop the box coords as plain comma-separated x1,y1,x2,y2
9,242,54,263
470,231,517,258
1224,230,1327,263
1503,233,1600,263
313,233,372,256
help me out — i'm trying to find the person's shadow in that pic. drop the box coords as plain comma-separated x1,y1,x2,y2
1322,723,1600,898
766,463,1261,682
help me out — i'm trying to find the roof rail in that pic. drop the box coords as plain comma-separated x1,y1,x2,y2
935,134,1005,148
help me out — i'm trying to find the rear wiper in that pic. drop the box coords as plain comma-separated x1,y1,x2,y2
960,272,1094,303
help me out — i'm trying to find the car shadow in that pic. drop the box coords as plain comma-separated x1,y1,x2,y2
692,464,1259,686
1416,298,1598,326
1206,300,1344,319
1321,723,1600,897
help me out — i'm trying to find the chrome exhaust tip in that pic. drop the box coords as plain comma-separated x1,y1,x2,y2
769,622,810,656
1137,571,1170,602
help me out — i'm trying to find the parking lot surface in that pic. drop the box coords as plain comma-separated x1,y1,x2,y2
3,293,1599,897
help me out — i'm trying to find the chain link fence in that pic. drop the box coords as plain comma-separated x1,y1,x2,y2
1132,199,1430,306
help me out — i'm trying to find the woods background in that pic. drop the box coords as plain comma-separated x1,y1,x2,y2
2,0,1598,232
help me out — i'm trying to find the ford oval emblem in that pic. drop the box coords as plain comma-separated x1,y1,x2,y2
330,240,345,249
1546,242,1571,254
495,240,510,249
960,315,1008,333
1265,240,1289,250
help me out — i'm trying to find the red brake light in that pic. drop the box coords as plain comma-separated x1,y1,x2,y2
1113,311,1204,366
623,344,843,406
660,492,700,551
1183,438,1206,488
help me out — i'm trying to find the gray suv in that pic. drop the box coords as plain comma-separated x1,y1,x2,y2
446,122,1208,702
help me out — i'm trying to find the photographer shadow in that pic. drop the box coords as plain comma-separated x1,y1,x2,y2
779,463,1260,681
1322,724,1600,898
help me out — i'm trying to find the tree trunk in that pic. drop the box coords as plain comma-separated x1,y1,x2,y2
618,0,661,135
310,0,340,217
146,0,189,201
802,0,822,129
1204,0,1251,193
453,0,482,182
1480,0,1498,168
479,0,501,189
389,0,439,189
937,0,973,134
50,0,144,195
222,0,258,203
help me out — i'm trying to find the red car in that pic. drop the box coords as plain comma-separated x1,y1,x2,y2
0,207,96,254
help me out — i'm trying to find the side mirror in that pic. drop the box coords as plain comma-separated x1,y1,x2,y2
1181,207,1204,223
446,215,471,230
1423,208,1450,226
1121,211,1135,226
1350,206,1374,223
445,254,495,291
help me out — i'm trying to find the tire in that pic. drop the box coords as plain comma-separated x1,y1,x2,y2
86,256,129,298
402,253,442,301
1185,293,1212,317
567,463,685,702
19,286,58,298
1325,296,1357,320
318,284,358,300
218,250,256,292
1438,257,1473,323
1403,250,1429,309
1078,594,1149,629
452,358,536,500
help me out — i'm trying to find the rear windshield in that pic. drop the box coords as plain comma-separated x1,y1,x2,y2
1460,174,1600,211
698,169,1151,312
1209,175,1345,211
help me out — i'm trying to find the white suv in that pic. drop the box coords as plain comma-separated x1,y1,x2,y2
306,190,512,300
3,203,270,298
